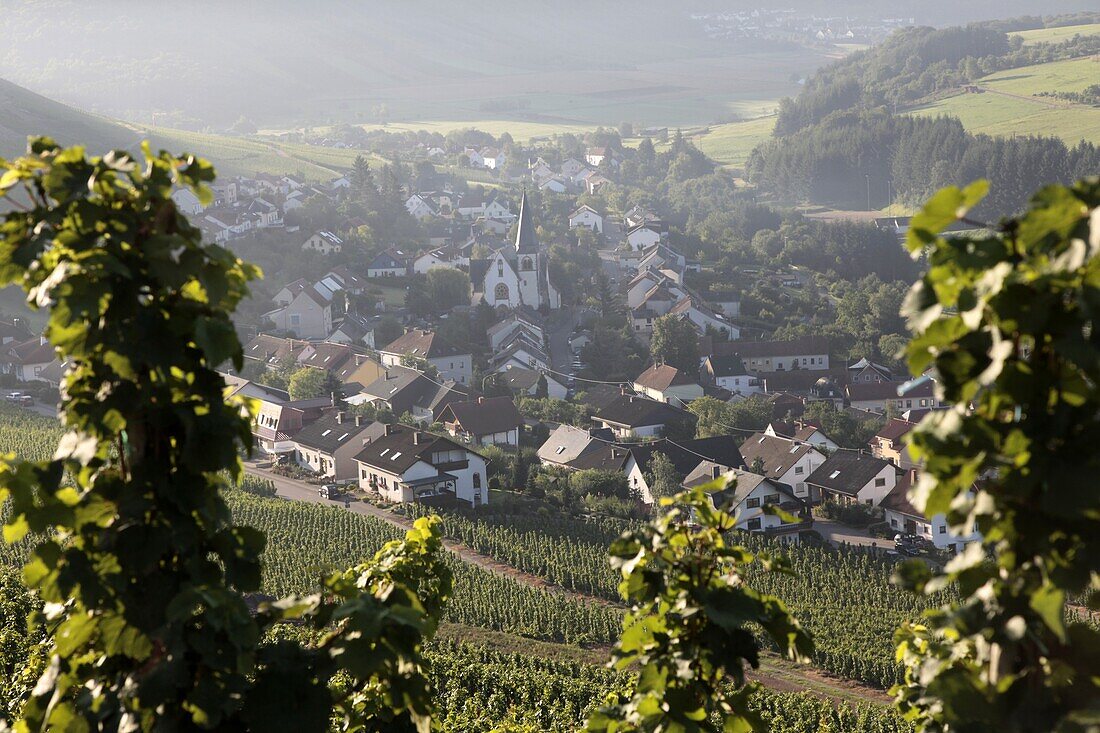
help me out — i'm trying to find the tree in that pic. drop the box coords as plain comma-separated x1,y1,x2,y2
0,140,451,731
688,396,737,439
595,271,623,319
892,180,1100,731
288,367,339,400
645,452,682,502
585,483,812,732
650,314,700,374
374,315,404,348
426,268,471,311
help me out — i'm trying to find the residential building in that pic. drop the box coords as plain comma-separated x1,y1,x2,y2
591,393,695,439
764,421,839,451
293,413,386,481
739,432,827,503
870,418,919,469
439,396,522,447
264,287,332,339
846,378,942,414
495,364,567,399
626,224,662,252
711,336,831,373
632,364,704,405
366,248,413,278
355,424,488,506
378,329,472,385
568,205,604,233
243,334,311,371
880,469,981,553
684,466,811,540
622,436,745,503
536,425,615,469
701,355,762,397
806,452,898,506
302,230,343,255
6,337,56,382
171,188,204,215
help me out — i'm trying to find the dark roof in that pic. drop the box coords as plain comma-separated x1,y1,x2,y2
577,384,630,412
0,319,33,342
537,425,612,465
593,395,694,429
806,452,895,496
568,442,633,472
496,365,544,391
634,364,697,391
439,397,522,437
879,472,924,519
630,435,745,478
294,415,385,453
740,433,818,480
705,354,748,378
875,418,916,445
381,329,467,359
758,368,845,394
8,337,54,365
514,191,539,254
714,336,830,360
846,380,929,402
300,342,354,372
353,424,475,474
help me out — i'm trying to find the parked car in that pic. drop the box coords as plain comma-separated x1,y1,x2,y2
318,484,340,500
5,391,33,407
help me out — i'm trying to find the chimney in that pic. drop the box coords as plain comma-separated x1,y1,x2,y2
910,467,919,483
413,431,424,445
384,423,395,436
336,412,344,424
477,396,485,404
712,465,721,479
330,392,338,407
384,369,391,380
621,386,627,395
355,415,363,427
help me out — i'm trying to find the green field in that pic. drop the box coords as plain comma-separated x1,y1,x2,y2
1010,23,1100,46
689,116,778,169
907,57,1100,145
352,119,597,141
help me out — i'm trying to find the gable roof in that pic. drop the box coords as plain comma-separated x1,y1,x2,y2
846,381,926,402
243,334,310,365
381,329,468,359
514,191,539,254
704,354,749,378
629,435,745,479
568,442,633,472
805,452,894,496
353,424,476,474
714,336,830,360
875,418,917,445
739,433,819,480
537,424,612,465
593,394,694,429
9,337,54,365
438,397,522,437
634,364,697,392
294,414,385,454
686,467,797,508
300,342,354,372
879,471,924,520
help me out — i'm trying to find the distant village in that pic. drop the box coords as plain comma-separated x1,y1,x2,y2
691,8,916,45
1,131,966,554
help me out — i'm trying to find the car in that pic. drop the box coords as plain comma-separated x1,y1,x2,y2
318,484,340,500
5,392,33,407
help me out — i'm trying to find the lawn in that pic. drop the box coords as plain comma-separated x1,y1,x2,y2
141,127,343,181
689,116,777,169
906,57,1100,146
1009,23,1100,46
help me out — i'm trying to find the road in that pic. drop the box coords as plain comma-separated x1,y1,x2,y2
546,306,578,375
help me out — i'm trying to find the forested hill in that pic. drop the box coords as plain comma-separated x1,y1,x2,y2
747,16,1100,216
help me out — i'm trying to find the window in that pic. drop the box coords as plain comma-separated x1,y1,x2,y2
763,493,780,505
746,498,760,508
829,470,841,479
494,283,509,300
290,313,301,326
939,526,947,534
472,472,481,488
496,260,504,277
891,518,898,527
794,466,804,474
521,256,533,270
874,477,886,487
747,518,761,531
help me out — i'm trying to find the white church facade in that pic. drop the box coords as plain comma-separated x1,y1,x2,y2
470,192,561,310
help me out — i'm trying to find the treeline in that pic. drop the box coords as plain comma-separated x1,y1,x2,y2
749,112,1100,216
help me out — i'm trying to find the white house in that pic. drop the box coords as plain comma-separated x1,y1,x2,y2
171,188,205,215
486,314,544,352
293,414,385,481
264,287,332,339
538,177,568,194
881,468,982,553
560,158,587,178
702,355,762,397
378,328,472,385
355,424,488,507
626,224,662,251
632,364,704,406
722,337,830,373
484,198,514,221
739,433,827,504
592,394,693,439
806,452,898,506
668,298,739,339
366,248,412,278
568,205,604,233
413,249,461,275
302,231,343,255
405,194,437,221
684,465,810,540
438,396,522,448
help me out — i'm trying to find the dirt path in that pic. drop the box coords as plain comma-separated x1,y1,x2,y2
245,463,891,704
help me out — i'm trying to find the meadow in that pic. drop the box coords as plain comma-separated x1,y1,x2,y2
688,116,778,170
907,56,1100,145
1009,22,1100,46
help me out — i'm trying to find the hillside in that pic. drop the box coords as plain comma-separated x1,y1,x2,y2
0,76,136,158
907,55,1100,145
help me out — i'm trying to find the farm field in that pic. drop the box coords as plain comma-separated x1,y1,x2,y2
907,57,1100,145
1009,22,1100,46
689,116,778,169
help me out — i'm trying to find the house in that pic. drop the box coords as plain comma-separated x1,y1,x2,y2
870,418,918,469
848,357,893,384
325,265,368,295
621,435,746,504
701,355,762,397
538,177,568,194
637,244,685,275
846,378,941,414
355,424,488,506
273,278,310,307
494,364,567,400
632,364,704,406
464,148,486,168
560,158,587,178
764,421,839,451
242,334,312,370
328,313,376,348
480,147,505,170
528,158,554,182
405,194,437,221
880,469,981,553
580,171,610,195
668,297,739,340
337,353,387,392
490,329,549,372
297,341,359,380
413,249,461,275
352,366,471,423
469,192,561,310
708,291,741,318
805,452,898,506
171,188,204,215
626,224,662,252
252,396,330,459
568,205,604,233
483,197,514,221
684,466,810,540
293,413,386,481
486,313,544,352
712,336,830,373
366,248,413,278
585,147,615,168
379,329,472,385
263,287,332,339
6,337,55,382
739,432,827,504
591,393,695,439
537,425,615,468
439,396,522,447
302,231,343,255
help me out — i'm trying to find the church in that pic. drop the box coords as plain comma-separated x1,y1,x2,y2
470,192,561,310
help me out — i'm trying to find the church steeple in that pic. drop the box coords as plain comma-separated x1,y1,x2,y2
514,190,539,254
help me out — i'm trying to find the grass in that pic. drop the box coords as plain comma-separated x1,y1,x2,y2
907,57,1100,145
353,120,598,141
1009,23,1100,46
365,281,408,307
687,116,777,169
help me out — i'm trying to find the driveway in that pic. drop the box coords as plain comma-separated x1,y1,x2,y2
813,517,888,550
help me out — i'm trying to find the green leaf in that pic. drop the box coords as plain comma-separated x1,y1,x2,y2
1029,582,1067,642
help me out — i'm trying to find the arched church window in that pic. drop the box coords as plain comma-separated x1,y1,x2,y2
521,256,533,271
497,260,504,277
494,283,510,301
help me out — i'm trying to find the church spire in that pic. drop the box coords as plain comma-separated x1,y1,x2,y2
514,190,539,254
